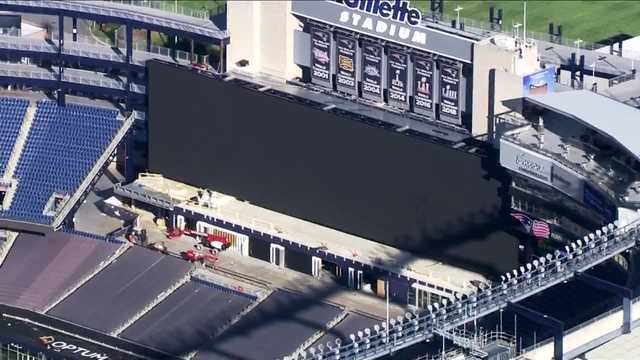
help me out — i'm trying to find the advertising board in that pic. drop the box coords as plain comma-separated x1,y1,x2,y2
500,140,552,185
523,67,555,97
551,163,584,202
583,182,617,221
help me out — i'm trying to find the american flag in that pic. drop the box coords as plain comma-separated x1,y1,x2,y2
511,212,550,239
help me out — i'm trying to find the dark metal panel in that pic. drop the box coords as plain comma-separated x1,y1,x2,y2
48,247,192,333
121,281,253,355
0,232,120,311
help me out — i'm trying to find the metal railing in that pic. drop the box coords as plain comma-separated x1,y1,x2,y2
609,72,637,87
283,218,640,360
105,0,211,20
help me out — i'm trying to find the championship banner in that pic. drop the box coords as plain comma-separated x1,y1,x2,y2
387,49,408,107
310,27,332,87
439,62,461,124
335,35,357,94
413,55,434,116
361,41,383,100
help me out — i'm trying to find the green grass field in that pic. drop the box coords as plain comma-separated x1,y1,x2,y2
411,1,640,44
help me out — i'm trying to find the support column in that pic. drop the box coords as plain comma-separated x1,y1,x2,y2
57,14,64,53
575,271,633,334
508,302,564,360
126,24,133,65
169,34,176,58
57,89,65,107
72,17,77,42
190,38,195,63
146,29,151,52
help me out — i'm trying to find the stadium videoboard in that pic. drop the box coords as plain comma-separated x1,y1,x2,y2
148,61,519,275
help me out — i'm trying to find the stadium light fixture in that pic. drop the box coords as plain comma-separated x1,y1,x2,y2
589,233,596,241
454,5,464,28
533,260,539,268
441,298,449,308
335,338,342,347
546,254,553,262
349,334,357,343
602,226,609,234
577,239,583,248
358,330,364,339
512,269,519,278
501,275,506,283
520,266,526,274
526,263,533,271
506,273,512,281
596,229,602,237
427,305,434,313
513,22,522,40
584,235,590,244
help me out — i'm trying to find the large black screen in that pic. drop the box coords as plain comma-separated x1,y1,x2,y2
147,61,519,276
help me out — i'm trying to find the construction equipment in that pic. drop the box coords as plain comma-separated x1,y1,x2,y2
167,228,232,251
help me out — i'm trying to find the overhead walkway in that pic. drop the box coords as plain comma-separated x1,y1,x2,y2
284,219,640,360
0,0,229,44
0,34,193,69
0,62,145,97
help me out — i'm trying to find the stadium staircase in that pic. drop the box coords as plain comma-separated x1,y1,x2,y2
291,310,350,359
41,241,132,313
0,231,18,267
3,103,37,183
110,269,194,337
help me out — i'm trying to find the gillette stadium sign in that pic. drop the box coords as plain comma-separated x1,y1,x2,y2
291,0,474,62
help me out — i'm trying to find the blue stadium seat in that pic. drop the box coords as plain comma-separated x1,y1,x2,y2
0,97,29,176
0,100,122,224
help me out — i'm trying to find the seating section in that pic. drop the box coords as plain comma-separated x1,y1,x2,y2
3,100,121,224
48,246,192,334
0,97,28,176
121,280,254,356
0,232,122,312
194,290,343,360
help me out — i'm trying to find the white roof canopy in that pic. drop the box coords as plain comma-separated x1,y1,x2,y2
526,90,640,161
